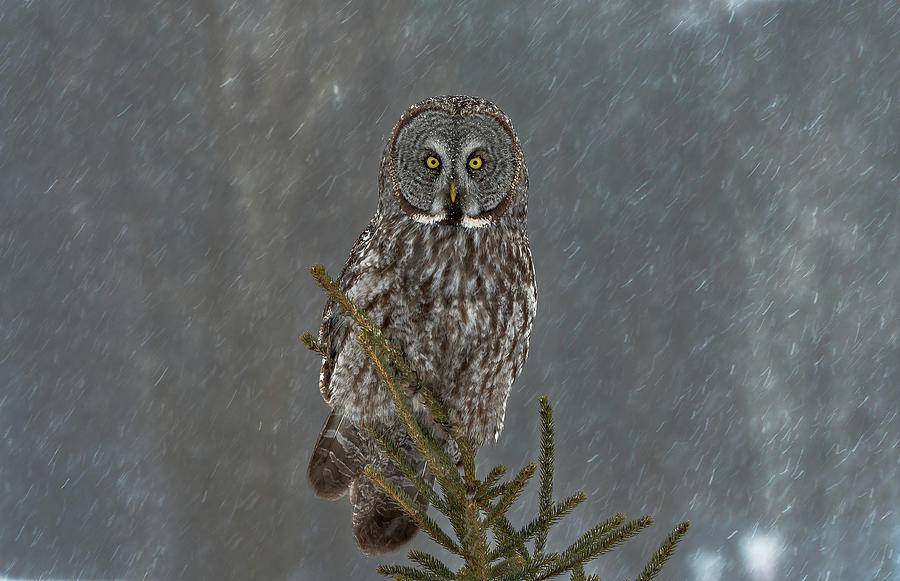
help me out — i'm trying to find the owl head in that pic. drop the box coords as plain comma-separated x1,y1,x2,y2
382,96,526,229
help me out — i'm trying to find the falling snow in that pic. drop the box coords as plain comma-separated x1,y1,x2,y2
1,1,897,580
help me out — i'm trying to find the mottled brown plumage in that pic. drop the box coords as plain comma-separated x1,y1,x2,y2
307,95,536,555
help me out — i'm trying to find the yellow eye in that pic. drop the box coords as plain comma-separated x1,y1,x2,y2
468,156,483,170
425,155,440,169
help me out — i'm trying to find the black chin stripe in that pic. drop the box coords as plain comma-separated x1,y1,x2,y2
444,203,463,226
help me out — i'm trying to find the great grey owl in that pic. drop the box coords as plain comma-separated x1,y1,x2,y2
307,95,536,555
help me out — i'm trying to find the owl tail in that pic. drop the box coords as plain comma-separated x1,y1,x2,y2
349,433,435,555
308,411,365,499
309,411,437,554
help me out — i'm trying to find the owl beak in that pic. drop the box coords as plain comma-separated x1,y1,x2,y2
444,178,464,225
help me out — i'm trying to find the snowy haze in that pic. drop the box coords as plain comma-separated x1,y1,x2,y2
1,1,897,579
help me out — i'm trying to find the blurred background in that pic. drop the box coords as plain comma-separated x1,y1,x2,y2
1,1,897,579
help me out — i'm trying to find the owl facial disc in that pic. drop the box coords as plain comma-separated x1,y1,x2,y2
387,96,523,228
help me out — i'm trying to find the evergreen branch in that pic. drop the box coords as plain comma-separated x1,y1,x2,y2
629,521,691,581
483,462,536,528
457,435,478,493
363,465,461,555
309,264,383,345
488,491,586,561
359,335,464,494
376,563,445,581
415,382,454,434
462,498,489,578
475,482,506,504
570,562,602,581
299,331,329,359
538,515,652,580
535,396,555,556
445,501,474,562
570,562,586,581
474,465,506,501
408,550,455,579
488,556,527,579
308,264,448,434
310,265,429,422
305,265,691,581
493,552,557,581
489,514,531,563
366,424,447,513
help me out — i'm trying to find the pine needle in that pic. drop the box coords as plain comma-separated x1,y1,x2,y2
629,521,691,581
377,563,445,581
489,514,531,563
359,336,463,494
570,562,586,581
366,424,446,513
408,550,455,579
488,491,586,561
299,331,328,359
538,514,651,579
475,465,506,501
483,462,536,528
463,497,489,577
535,396,555,555
364,465,462,555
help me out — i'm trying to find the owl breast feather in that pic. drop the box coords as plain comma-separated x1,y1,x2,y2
326,220,535,446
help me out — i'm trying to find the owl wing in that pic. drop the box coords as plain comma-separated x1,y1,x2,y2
316,219,378,404
316,299,346,403
310,220,377,498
